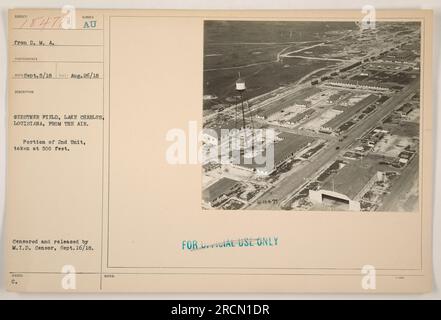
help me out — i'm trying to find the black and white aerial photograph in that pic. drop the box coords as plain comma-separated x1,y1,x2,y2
201,20,421,212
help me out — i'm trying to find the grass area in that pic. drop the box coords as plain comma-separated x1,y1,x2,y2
203,58,335,109
204,21,356,44
205,43,295,69
203,21,358,110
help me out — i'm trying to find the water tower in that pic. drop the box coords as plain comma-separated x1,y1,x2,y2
234,74,254,131
232,74,256,156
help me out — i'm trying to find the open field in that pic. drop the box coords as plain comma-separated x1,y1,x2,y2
203,21,358,110
258,86,320,119
303,109,341,130
203,58,336,109
372,134,415,157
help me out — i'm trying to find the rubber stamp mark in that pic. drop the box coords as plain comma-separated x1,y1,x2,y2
182,237,279,251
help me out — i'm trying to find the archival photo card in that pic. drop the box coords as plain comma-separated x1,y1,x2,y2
5,9,432,293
